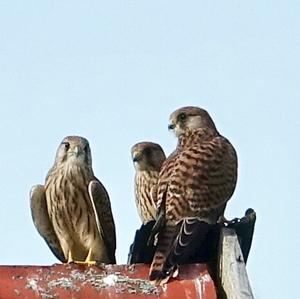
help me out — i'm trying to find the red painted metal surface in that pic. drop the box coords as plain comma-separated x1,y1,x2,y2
0,263,217,299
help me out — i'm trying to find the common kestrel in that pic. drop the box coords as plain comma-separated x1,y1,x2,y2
30,136,116,264
131,142,166,224
149,106,238,283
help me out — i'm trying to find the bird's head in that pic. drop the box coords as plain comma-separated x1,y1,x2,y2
168,106,217,137
55,136,92,167
131,142,166,171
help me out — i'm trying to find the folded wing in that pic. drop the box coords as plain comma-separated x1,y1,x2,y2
88,180,116,264
30,185,66,262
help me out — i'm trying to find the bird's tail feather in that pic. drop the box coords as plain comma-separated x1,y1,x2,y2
149,224,179,283
166,218,211,266
149,218,212,284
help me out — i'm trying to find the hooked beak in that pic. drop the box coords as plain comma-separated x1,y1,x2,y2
168,123,175,130
132,151,142,162
74,146,81,157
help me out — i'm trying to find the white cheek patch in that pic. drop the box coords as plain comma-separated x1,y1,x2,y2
187,115,202,130
174,125,185,137
133,161,140,170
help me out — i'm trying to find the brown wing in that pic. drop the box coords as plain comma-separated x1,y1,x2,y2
165,135,237,223
149,135,237,283
30,185,66,262
88,179,116,264
147,149,178,248
155,149,178,215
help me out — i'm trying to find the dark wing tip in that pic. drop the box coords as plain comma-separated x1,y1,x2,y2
149,269,167,281
47,242,67,263
167,218,213,266
149,269,173,286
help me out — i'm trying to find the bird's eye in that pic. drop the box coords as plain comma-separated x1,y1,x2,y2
178,113,187,121
62,141,70,150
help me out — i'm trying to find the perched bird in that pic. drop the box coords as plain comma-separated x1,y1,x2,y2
30,136,116,264
131,142,166,224
149,106,238,284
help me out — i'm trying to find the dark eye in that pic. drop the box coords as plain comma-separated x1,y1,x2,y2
178,112,187,121
62,141,70,150
84,144,89,152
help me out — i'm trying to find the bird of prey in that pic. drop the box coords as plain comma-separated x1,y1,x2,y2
30,136,116,264
131,142,166,224
149,106,238,284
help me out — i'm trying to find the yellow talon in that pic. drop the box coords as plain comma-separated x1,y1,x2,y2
67,251,74,263
69,249,96,265
72,260,96,265
84,248,96,265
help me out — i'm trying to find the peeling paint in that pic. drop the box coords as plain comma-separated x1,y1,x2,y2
26,276,55,299
24,266,159,297
12,275,23,280
26,276,39,292
126,264,137,273
1,263,217,298
102,274,118,286
48,277,78,290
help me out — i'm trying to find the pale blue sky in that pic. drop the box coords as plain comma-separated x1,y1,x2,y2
0,1,299,298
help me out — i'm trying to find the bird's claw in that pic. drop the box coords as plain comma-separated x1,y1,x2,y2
73,260,97,266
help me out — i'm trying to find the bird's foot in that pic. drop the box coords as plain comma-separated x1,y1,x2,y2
65,249,96,265
67,251,74,263
74,248,97,265
72,260,97,266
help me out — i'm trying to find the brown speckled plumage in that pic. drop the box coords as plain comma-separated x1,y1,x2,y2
149,107,238,283
131,142,166,224
30,136,116,264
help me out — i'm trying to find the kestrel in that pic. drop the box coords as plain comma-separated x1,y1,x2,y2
149,106,238,283
131,142,166,224
30,136,116,264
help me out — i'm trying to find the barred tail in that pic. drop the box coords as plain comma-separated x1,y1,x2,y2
149,224,179,283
